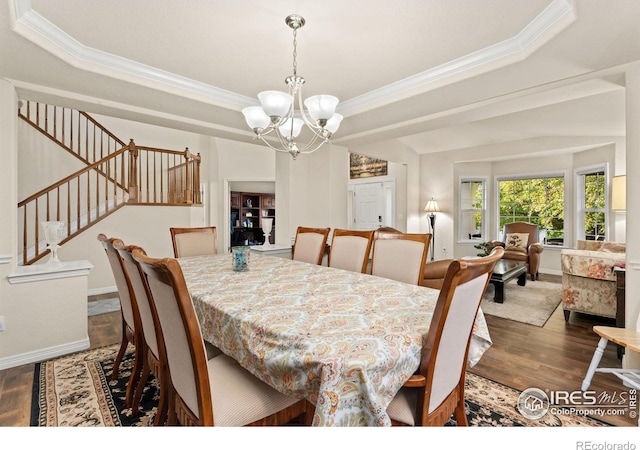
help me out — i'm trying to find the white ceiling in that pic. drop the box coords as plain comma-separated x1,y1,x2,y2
1,0,638,158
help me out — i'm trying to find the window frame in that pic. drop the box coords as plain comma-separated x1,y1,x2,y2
494,171,567,247
575,165,608,243
458,177,487,243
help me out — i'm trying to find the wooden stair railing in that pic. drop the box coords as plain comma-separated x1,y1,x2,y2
18,147,129,265
18,100,128,167
130,143,202,205
18,139,202,265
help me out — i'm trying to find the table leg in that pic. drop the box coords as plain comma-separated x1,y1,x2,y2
517,271,527,286
492,281,504,303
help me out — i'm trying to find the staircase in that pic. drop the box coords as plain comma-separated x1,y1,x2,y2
18,101,202,265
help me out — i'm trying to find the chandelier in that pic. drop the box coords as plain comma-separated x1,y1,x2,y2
242,14,343,160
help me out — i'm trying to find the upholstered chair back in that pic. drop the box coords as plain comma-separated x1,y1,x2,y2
371,233,431,285
387,247,504,426
98,234,137,332
170,227,218,258
292,227,330,265
503,222,539,251
328,229,375,273
134,252,209,422
115,244,159,358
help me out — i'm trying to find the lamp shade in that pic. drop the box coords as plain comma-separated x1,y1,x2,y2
278,118,304,138
258,91,293,118
611,175,626,211
325,113,343,134
424,198,440,213
242,106,270,130
304,95,339,121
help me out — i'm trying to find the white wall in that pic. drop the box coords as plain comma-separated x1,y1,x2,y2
53,205,200,293
17,121,86,200
283,144,350,244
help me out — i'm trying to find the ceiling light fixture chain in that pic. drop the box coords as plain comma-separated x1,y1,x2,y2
291,17,298,78
242,14,343,160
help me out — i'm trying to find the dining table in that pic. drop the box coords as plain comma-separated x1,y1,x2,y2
178,252,492,426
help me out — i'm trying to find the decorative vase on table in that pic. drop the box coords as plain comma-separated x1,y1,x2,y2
42,221,66,264
262,218,273,247
232,246,250,271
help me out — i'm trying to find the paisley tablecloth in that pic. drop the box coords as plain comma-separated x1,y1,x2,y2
178,253,492,426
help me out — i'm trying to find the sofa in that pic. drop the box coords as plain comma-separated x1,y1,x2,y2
561,240,626,321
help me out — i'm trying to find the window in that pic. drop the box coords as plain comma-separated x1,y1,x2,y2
497,175,565,246
578,168,606,241
459,179,486,241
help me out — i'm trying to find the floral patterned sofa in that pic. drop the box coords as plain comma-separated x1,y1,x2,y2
561,240,626,321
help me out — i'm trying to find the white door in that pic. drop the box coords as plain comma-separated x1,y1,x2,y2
354,183,384,230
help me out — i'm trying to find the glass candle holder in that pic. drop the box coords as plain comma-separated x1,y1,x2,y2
232,246,250,271
41,221,66,264
262,218,273,246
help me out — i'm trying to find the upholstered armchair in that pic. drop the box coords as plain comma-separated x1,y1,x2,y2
488,221,544,281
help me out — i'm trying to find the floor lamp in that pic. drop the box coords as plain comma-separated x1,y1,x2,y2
424,198,440,261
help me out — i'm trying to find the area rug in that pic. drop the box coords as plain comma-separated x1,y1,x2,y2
30,344,607,427
481,280,562,327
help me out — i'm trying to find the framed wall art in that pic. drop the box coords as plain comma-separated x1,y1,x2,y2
349,153,388,179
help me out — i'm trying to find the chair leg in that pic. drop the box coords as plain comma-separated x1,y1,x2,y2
112,333,128,381
153,381,168,426
582,336,608,391
153,363,170,426
125,342,143,408
166,384,178,426
131,346,150,418
454,400,468,426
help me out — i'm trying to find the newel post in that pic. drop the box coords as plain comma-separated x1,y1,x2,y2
195,153,201,204
183,148,193,205
128,139,139,203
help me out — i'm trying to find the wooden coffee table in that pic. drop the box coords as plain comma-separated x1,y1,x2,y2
489,260,527,303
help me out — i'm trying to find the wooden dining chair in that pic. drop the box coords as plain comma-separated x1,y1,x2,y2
292,226,330,265
581,325,640,426
328,229,375,273
386,247,504,426
370,232,431,285
97,234,143,409
169,226,218,258
132,249,308,426
114,241,169,425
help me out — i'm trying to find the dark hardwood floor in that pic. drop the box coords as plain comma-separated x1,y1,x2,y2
0,275,635,426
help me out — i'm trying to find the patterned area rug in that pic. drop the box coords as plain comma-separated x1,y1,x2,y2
481,280,562,327
30,344,608,427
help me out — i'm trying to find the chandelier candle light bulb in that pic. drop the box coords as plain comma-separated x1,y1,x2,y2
241,14,343,159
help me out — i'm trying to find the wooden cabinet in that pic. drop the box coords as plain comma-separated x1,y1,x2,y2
230,192,240,208
230,191,276,245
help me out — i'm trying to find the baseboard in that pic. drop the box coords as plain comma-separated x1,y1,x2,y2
88,285,118,297
540,268,562,277
0,338,90,370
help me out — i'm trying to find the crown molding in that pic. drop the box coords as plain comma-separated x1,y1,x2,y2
11,0,575,118
10,0,255,111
